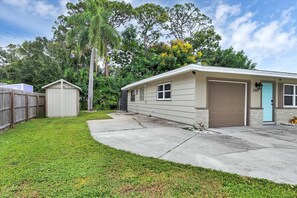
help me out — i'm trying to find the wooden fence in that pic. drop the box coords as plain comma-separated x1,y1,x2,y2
0,87,45,131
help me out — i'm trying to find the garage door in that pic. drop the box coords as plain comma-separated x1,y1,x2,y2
209,81,246,128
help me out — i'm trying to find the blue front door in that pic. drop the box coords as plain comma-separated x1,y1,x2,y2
262,82,273,122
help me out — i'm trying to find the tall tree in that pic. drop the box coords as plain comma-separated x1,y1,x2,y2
103,0,134,77
165,3,212,40
106,1,134,28
134,3,168,50
209,47,256,69
186,28,221,64
55,0,133,77
66,0,121,111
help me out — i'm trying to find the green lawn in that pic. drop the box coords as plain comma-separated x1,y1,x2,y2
0,111,296,197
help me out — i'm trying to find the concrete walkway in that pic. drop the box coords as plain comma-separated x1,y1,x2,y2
88,112,297,185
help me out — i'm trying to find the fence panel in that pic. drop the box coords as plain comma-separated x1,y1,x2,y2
0,88,45,131
0,90,11,130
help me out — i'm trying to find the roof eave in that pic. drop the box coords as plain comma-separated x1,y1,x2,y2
121,64,297,91
42,79,82,90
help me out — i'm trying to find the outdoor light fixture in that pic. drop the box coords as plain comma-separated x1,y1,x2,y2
255,82,263,90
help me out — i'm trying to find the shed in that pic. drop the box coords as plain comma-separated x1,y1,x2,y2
42,79,81,117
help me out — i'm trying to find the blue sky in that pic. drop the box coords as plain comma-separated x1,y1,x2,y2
0,0,297,72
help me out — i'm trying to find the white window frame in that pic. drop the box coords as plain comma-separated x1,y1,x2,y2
283,84,297,108
157,82,171,101
139,87,145,101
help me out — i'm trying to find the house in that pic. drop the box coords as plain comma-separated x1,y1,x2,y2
42,79,81,117
121,64,297,128
0,83,33,92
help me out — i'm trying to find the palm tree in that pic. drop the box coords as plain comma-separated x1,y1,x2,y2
66,0,121,111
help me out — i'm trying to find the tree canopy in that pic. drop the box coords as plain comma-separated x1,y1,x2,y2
165,3,212,40
0,0,257,110
134,3,168,49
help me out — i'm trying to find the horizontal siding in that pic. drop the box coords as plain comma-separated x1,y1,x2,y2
146,94,195,101
129,103,195,113
131,100,195,106
147,88,195,96
129,107,195,125
127,72,196,125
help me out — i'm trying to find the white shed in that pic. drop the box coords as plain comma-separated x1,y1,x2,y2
42,79,81,117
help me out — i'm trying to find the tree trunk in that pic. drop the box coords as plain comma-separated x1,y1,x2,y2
95,53,98,76
104,49,109,77
87,48,95,111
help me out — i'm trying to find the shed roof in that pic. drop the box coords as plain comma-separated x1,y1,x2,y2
42,79,81,90
121,64,297,90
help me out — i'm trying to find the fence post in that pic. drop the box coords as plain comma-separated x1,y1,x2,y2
10,90,14,127
44,95,46,117
36,95,39,118
25,94,29,121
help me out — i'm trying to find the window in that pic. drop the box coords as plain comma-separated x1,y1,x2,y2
140,87,145,101
131,90,135,102
157,83,171,100
284,84,297,107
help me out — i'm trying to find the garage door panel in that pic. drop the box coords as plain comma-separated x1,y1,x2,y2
209,81,245,128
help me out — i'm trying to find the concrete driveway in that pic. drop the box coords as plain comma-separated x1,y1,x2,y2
88,112,297,185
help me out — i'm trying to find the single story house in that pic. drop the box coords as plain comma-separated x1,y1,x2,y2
121,64,297,128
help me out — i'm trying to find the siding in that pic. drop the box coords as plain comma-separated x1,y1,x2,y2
127,72,196,125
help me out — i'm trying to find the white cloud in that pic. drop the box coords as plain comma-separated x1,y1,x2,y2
212,2,297,72
1,0,72,19
0,0,78,47
2,0,30,8
214,4,240,25
280,6,296,27
34,1,60,18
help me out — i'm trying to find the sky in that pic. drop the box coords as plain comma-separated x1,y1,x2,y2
0,0,297,72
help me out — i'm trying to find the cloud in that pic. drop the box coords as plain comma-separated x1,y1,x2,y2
34,1,60,18
212,2,297,71
214,3,240,25
280,6,296,27
0,0,78,47
1,0,72,19
2,0,30,8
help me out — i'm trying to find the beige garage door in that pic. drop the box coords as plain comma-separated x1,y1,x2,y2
209,81,246,128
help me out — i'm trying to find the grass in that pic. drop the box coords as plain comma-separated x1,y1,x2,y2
0,111,296,197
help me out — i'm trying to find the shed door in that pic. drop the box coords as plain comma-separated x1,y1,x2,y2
209,81,246,128
47,89,61,117
63,89,77,116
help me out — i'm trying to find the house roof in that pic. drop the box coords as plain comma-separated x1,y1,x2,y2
42,79,82,90
121,64,297,90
